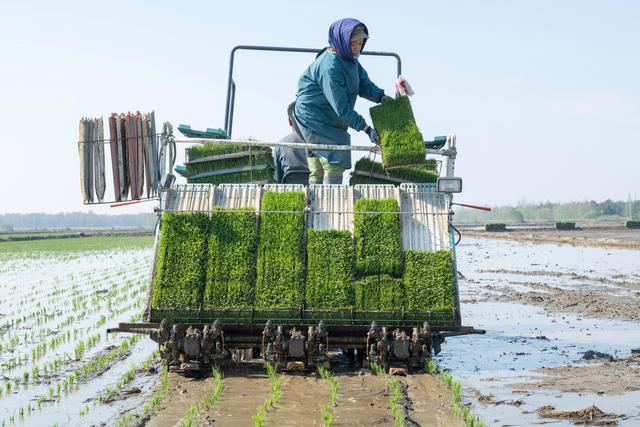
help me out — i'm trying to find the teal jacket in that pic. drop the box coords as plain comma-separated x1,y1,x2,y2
294,50,384,169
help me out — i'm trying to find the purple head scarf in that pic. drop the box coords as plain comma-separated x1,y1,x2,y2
328,18,369,63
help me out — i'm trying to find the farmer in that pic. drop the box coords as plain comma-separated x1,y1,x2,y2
273,102,310,185
293,18,393,184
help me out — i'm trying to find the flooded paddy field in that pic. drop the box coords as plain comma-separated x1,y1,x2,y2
2,232,639,426
442,236,640,426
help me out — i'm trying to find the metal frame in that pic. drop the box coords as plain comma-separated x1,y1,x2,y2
224,45,403,138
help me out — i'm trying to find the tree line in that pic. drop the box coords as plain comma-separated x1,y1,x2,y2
454,199,640,223
0,212,155,231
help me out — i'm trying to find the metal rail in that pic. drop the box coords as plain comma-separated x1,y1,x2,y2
224,45,403,138
172,137,457,158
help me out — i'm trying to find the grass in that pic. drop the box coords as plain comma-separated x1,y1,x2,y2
0,235,153,254
369,96,426,168
354,198,403,277
306,229,355,309
204,208,257,308
403,250,455,311
151,212,209,310
254,191,306,309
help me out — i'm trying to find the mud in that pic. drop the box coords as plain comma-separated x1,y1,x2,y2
535,404,620,425
437,235,640,426
479,279,640,321
403,374,462,427
509,355,640,395
145,366,462,427
462,227,640,250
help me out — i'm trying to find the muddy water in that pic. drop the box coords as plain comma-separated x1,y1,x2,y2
440,236,640,426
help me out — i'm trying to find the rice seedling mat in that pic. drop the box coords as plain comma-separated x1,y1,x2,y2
254,186,307,310
369,96,426,169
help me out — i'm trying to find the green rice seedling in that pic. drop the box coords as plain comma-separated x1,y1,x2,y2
189,168,275,185
425,359,437,374
355,275,403,311
329,378,338,406
251,405,266,427
180,402,200,427
388,378,405,427
204,208,257,308
352,157,438,184
186,151,273,176
353,198,403,277
403,250,455,311
369,96,426,168
186,143,261,159
452,380,462,403
151,212,209,312
317,366,339,406
114,411,136,427
306,229,355,309
143,365,169,415
317,366,331,381
265,363,281,404
255,191,306,309
369,362,385,376
320,403,333,427
203,365,224,410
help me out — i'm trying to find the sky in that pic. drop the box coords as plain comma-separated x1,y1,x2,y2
0,0,638,214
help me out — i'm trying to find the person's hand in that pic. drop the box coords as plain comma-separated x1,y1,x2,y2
365,126,380,145
380,95,394,104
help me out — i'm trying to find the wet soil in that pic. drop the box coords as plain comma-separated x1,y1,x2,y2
509,355,640,395
476,274,640,321
404,374,462,427
146,366,462,427
463,226,640,250
438,235,640,425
